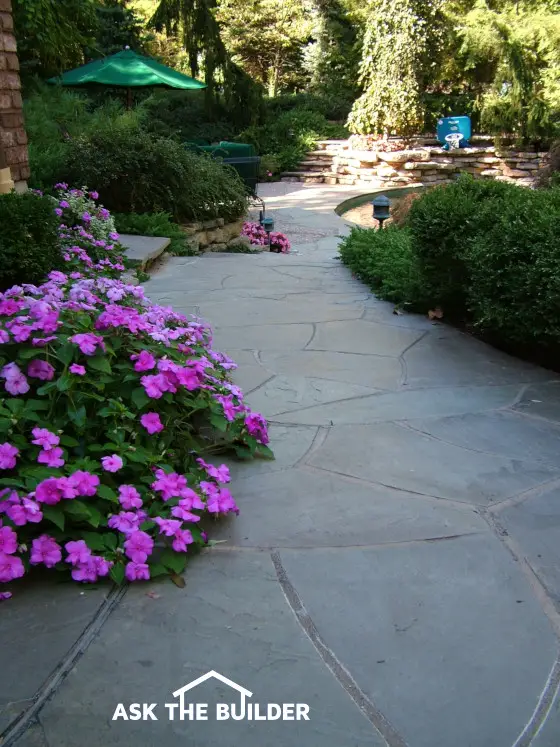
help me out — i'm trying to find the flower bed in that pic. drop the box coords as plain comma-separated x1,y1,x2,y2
0,189,271,599
241,221,291,253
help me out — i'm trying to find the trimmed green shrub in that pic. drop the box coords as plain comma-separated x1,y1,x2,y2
406,176,514,316
339,225,430,310
113,212,198,256
467,186,560,348
58,124,248,223
0,192,61,290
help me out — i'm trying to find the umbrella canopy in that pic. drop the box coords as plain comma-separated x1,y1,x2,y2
48,49,206,90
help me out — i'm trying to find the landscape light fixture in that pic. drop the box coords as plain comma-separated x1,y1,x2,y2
262,216,275,250
372,195,391,229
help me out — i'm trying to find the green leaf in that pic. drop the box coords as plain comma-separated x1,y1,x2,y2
0,477,25,489
147,562,168,578
42,505,65,530
55,342,75,366
256,443,275,460
131,387,149,410
160,549,187,575
0,418,12,432
210,413,228,432
110,563,126,585
80,532,106,551
140,519,156,532
103,533,118,550
56,373,71,392
68,405,87,429
126,448,151,464
234,444,253,460
60,435,80,448
96,484,118,503
5,399,24,415
88,356,112,374
63,500,92,519
26,400,49,411
18,348,44,360
86,504,102,528
36,382,58,396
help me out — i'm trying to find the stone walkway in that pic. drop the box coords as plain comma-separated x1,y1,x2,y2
3,183,560,747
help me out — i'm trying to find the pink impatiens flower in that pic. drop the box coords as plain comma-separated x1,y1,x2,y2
108,511,141,534
172,528,194,552
0,443,19,469
131,350,156,372
6,497,42,526
35,477,65,505
206,487,239,515
118,485,142,510
125,561,150,581
0,525,18,555
38,446,65,468
140,412,163,434
67,470,99,497
65,539,91,566
27,359,55,381
123,530,153,563
197,458,230,484
69,364,86,376
1,362,29,395
31,427,60,451
0,552,24,582
69,332,105,356
101,454,123,472
154,517,182,536
30,535,62,568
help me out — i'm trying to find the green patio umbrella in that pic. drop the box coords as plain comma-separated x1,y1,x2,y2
48,48,206,106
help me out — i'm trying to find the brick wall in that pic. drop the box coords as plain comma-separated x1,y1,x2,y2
0,0,29,187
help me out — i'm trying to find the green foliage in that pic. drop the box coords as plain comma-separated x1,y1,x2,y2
239,106,348,173
339,225,430,309
406,176,513,314
12,0,98,79
114,212,199,255
87,0,151,58
57,122,248,223
348,0,447,136
0,192,61,291
341,176,560,358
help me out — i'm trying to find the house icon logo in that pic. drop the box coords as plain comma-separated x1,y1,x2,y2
112,669,310,723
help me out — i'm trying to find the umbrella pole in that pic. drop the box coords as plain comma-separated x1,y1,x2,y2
126,87,132,109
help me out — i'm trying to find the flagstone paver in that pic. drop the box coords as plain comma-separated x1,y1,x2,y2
5,182,560,747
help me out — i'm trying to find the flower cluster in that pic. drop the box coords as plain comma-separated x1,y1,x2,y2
53,185,117,244
0,190,272,598
241,222,291,254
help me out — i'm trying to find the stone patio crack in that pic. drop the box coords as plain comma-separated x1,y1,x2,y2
270,550,408,747
0,584,128,747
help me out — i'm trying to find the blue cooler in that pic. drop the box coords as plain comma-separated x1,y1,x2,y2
437,116,471,149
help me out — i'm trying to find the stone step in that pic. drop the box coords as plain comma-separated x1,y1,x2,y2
119,234,171,270
300,159,336,167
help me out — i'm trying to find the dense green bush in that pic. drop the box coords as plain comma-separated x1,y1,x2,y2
58,124,248,223
114,212,198,256
340,176,560,358
0,192,61,290
239,107,348,174
467,186,560,347
339,225,430,310
406,176,514,315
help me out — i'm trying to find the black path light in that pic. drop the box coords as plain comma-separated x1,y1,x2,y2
262,216,275,250
372,194,391,229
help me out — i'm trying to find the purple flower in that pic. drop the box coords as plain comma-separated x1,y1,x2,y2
125,561,150,581
38,446,65,468
123,530,153,563
69,364,86,376
197,458,230,484
0,591,12,601
154,517,182,536
175,488,205,511
89,191,99,200
118,485,142,510
151,470,188,501
82,212,92,223
59,200,70,209
0,525,18,554
1,363,29,395
67,470,99,497
131,350,156,372
172,528,194,552
101,454,123,472
35,477,65,505
65,539,91,566
108,511,140,534
31,427,59,451
0,443,18,470
27,359,55,381
207,487,239,515
54,208,63,217
140,412,163,434
69,332,104,356
171,504,201,522
0,553,24,583
7,497,42,526
30,535,62,568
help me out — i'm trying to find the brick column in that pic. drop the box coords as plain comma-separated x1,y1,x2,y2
0,0,29,191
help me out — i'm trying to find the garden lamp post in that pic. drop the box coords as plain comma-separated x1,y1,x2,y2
262,216,274,250
372,195,391,229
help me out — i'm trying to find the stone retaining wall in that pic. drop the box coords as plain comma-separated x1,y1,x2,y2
0,0,29,190
180,217,249,253
282,139,548,189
